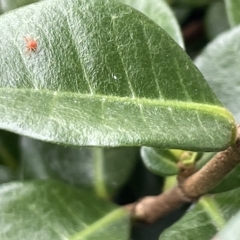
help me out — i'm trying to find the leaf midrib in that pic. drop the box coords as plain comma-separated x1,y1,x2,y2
69,208,128,240
199,196,226,230
0,88,232,119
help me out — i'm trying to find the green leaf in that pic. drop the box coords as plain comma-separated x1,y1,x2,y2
225,0,240,27
215,211,240,240
120,0,184,48
0,165,17,183
195,25,240,123
167,0,214,6
0,0,39,14
141,147,182,176
196,152,216,170
20,136,138,198
160,187,240,240
0,180,130,240
205,1,230,40
0,0,236,150
210,163,240,194
172,5,191,25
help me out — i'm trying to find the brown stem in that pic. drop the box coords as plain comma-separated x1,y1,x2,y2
125,186,191,223
125,124,240,223
182,124,240,198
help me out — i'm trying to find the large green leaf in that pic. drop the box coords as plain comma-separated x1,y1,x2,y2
0,0,236,150
195,25,240,122
20,136,138,198
160,187,240,240
225,0,240,27
120,0,184,48
0,180,130,240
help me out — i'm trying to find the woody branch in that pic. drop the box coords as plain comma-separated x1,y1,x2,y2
125,124,240,223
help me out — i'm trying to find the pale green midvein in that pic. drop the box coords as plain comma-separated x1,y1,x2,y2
93,148,109,199
2,88,234,121
69,208,127,240
199,196,226,230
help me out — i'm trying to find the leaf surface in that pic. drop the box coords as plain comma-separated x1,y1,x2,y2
0,0,236,150
214,211,240,240
167,0,214,6
205,1,230,40
141,147,181,176
225,0,240,27
20,136,138,198
195,25,240,122
0,165,16,183
160,188,240,240
0,180,130,240
120,0,184,48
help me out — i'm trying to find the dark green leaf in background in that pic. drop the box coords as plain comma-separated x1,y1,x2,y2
120,0,184,48
0,165,17,184
195,27,240,192
160,187,240,240
141,147,182,176
172,5,191,25
225,0,240,27
195,25,240,122
209,163,240,194
0,180,130,240
196,152,216,170
0,0,39,14
0,0,236,151
167,0,215,6
20,136,138,198
205,1,230,40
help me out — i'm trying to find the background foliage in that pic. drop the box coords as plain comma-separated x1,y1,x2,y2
0,0,240,239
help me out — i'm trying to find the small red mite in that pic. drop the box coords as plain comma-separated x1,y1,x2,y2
24,36,38,54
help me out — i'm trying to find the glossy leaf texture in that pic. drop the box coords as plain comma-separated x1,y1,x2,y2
160,188,240,240
120,0,184,48
0,0,236,150
0,0,39,14
20,136,138,198
195,25,240,122
0,180,130,240
225,0,240,27
141,147,182,176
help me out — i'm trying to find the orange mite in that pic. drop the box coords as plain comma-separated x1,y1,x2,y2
24,36,38,54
